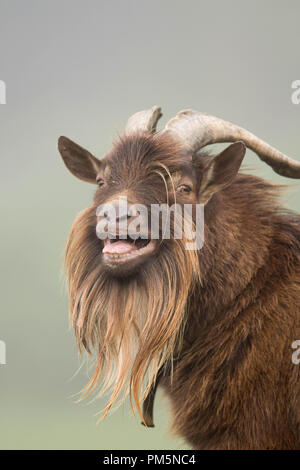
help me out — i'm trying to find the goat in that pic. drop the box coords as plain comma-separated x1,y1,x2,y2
58,106,300,449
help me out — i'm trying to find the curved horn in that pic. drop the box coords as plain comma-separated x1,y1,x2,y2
124,105,162,135
162,109,300,178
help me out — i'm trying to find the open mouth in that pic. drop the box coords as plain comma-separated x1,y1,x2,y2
102,235,156,265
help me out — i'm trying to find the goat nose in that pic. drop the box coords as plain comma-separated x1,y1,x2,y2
104,198,134,223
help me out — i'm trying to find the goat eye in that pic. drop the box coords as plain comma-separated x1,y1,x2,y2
97,179,105,187
177,184,192,194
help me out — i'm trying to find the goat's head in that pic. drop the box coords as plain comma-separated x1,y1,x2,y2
58,106,300,422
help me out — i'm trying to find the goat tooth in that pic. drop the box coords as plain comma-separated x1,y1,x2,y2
105,252,132,260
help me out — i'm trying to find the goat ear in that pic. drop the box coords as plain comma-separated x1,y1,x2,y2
198,141,246,204
58,136,101,183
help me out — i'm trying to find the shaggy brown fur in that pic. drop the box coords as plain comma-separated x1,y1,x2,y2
60,132,300,449
161,175,300,449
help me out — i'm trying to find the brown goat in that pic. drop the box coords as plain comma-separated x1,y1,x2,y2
58,107,300,449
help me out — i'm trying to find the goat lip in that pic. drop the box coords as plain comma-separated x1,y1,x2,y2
102,239,156,265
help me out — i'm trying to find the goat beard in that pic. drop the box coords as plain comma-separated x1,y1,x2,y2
65,205,199,422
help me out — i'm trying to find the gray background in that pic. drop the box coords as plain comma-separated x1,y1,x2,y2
0,0,299,449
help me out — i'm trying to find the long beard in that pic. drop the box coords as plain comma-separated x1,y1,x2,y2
65,205,199,422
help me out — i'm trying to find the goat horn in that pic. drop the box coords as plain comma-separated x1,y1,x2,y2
124,105,163,135
162,109,300,178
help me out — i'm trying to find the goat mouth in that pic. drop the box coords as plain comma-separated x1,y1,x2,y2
102,236,156,265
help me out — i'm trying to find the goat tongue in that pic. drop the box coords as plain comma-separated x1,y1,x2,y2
103,240,138,255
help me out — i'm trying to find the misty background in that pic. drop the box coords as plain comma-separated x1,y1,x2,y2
0,0,299,449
